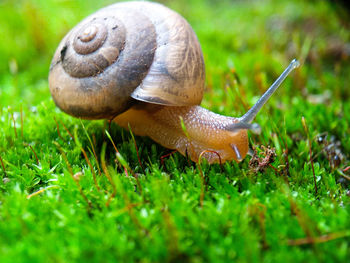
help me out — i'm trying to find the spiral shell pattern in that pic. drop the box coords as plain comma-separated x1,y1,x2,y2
49,1,205,119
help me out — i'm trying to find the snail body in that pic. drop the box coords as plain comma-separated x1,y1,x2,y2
49,1,299,163
114,104,248,163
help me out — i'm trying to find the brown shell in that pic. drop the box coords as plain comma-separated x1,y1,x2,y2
49,1,205,119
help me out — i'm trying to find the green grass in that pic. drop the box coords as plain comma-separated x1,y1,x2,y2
1,0,350,262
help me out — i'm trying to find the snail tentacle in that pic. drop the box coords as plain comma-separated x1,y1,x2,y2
239,59,300,124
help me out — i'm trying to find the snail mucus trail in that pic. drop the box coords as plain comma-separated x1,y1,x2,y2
49,1,300,164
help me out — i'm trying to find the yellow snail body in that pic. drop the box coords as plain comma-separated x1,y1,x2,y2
49,1,299,163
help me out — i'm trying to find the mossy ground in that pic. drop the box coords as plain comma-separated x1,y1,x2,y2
0,0,349,262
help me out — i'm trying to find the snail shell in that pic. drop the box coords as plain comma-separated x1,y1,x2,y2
49,1,205,120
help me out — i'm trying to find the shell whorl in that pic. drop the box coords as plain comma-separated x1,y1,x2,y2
62,17,126,78
49,1,205,119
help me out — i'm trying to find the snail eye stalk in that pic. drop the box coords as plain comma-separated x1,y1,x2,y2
225,59,299,134
240,59,300,124
225,122,261,134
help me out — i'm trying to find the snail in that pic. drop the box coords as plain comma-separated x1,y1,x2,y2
49,1,299,164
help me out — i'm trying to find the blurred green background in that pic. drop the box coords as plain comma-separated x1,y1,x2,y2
0,0,349,262
2,0,349,108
